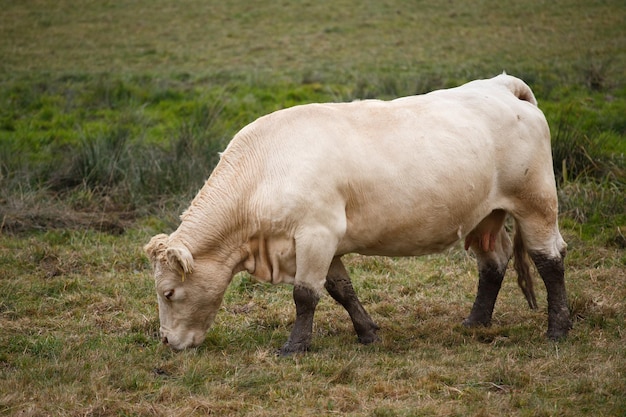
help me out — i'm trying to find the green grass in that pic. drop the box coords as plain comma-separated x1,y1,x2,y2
1,0,625,415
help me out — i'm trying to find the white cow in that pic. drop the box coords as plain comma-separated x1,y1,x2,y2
145,74,572,354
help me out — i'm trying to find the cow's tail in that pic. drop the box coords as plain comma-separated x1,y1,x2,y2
497,71,538,106
513,220,538,309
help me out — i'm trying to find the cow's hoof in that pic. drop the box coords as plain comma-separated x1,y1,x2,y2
278,341,310,357
357,332,380,345
546,330,567,341
546,310,573,340
462,317,491,328
546,323,572,341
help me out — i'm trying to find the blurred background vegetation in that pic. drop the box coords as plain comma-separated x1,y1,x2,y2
0,0,624,240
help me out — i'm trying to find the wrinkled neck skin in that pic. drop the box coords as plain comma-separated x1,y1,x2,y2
174,137,269,276
167,167,258,304
171,194,251,288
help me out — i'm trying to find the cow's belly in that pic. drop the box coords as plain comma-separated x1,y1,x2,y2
333,163,495,256
338,207,485,257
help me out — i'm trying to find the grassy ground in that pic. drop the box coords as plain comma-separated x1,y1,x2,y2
1,228,624,416
1,0,625,416
1,0,624,82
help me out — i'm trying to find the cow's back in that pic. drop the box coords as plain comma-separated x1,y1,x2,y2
230,76,551,256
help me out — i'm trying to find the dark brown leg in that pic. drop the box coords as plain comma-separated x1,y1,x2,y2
529,252,572,340
463,226,512,328
463,261,507,327
325,257,380,344
462,213,514,328
279,285,319,356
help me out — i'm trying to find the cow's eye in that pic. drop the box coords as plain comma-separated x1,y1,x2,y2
164,289,174,300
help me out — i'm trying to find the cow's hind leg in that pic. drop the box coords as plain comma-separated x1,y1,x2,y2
279,285,320,356
325,257,380,344
518,218,572,340
529,251,571,339
507,164,573,340
463,210,513,328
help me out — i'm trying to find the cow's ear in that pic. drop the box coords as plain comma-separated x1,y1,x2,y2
166,245,194,275
144,234,169,263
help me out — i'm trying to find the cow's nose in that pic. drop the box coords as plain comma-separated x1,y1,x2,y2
161,336,169,345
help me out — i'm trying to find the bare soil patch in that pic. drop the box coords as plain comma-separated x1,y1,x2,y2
0,205,134,235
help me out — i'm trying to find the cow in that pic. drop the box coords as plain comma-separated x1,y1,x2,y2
144,74,572,355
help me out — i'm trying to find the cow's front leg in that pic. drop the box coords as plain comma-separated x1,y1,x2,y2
279,285,320,356
325,257,379,344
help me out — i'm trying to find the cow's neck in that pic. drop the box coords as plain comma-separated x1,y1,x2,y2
172,136,264,267
174,198,243,257
173,178,253,267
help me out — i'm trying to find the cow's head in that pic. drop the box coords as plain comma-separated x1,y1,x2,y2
144,234,231,350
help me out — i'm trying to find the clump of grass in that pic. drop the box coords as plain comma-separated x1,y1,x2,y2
577,52,615,91
559,179,625,223
0,76,234,217
551,110,624,184
132,105,227,200
558,179,626,247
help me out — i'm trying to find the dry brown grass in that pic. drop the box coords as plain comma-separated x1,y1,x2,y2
1,225,624,416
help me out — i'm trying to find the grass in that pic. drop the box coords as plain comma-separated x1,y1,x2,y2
1,0,624,83
1,229,624,416
1,0,625,415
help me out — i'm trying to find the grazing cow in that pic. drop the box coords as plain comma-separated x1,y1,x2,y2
145,74,572,355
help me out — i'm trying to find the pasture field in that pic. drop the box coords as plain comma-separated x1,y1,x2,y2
1,0,625,416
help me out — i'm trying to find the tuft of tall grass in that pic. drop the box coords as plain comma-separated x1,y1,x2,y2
576,52,616,92
45,123,227,211
133,120,226,201
551,104,625,244
559,179,625,221
552,124,624,185
0,76,236,215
